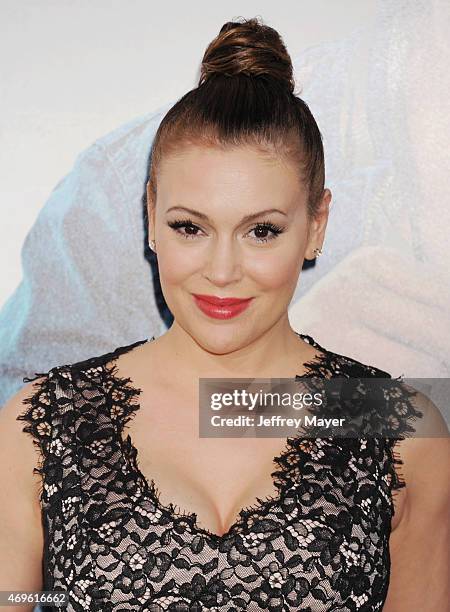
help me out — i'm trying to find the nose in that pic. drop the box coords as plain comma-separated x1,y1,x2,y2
202,237,242,286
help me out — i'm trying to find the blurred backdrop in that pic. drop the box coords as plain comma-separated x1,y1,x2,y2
1,0,449,407
0,0,376,307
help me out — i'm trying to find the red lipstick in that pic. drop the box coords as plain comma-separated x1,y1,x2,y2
192,294,253,319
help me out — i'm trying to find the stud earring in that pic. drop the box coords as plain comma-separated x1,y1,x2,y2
313,247,323,257
149,239,156,251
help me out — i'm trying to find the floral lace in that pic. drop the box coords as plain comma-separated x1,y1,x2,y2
17,332,422,611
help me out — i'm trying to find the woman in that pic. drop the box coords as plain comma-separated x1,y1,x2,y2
1,17,448,612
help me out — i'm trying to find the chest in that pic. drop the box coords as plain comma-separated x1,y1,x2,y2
123,384,294,537
119,379,405,537
42,364,401,611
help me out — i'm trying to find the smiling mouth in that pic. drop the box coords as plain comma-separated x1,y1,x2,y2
192,294,254,319
192,293,253,306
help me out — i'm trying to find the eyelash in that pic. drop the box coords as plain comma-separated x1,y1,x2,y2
167,218,285,243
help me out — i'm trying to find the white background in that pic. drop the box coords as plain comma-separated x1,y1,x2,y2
0,0,377,308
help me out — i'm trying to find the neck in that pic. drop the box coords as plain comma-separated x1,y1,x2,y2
155,317,311,380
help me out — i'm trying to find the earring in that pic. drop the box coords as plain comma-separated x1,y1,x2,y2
149,239,156,251
313,247,323,257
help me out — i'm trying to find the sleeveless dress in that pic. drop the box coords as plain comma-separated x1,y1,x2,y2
17,332,422,612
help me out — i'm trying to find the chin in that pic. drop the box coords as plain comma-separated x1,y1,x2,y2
191,327,249,351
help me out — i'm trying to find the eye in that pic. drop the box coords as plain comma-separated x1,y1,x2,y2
167,218,203,240
167,218,286,243
246,222,285,243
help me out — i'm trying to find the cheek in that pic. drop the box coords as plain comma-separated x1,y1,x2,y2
247,252,302,291
157,247,198,284
156,242,303,292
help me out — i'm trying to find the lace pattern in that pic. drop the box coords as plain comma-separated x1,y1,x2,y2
17,332,422,611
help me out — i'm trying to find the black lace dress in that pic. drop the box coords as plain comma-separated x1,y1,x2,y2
17,332,421,611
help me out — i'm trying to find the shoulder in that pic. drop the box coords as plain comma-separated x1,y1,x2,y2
393,388,449,500
308,337,449,504
13,339,148,440
15,366,74,449
0,338,146,491
324,343,449,466
383,391,449,608
2,355,107,508
324,349,392,378
3,367,70,475
305,334,393,378
0,376,52,507
0,380,48,589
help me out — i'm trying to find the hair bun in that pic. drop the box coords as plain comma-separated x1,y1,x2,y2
199,17,295,94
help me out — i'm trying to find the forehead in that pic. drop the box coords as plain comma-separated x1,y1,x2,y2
157,144,305,204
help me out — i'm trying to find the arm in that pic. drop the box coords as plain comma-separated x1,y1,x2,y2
383,394,450,611
0,381,46,610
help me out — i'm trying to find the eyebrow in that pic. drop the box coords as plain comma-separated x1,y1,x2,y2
166,206,287,224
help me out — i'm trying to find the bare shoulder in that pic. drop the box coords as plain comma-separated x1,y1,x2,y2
395,385,449,496
0,379,47,498
384,386,450,611
0,380,46,593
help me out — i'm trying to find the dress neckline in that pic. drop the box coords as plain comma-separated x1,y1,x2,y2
102,331,336,542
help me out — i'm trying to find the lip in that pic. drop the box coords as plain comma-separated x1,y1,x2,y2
192,294,253,306
192,294,253,319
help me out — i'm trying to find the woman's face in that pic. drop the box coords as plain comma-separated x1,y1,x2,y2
147,144,330,351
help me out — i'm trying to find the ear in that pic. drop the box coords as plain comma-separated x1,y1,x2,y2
146,181,156,242
304,188,332,261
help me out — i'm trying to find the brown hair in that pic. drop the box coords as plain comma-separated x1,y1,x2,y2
148,16,325,219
